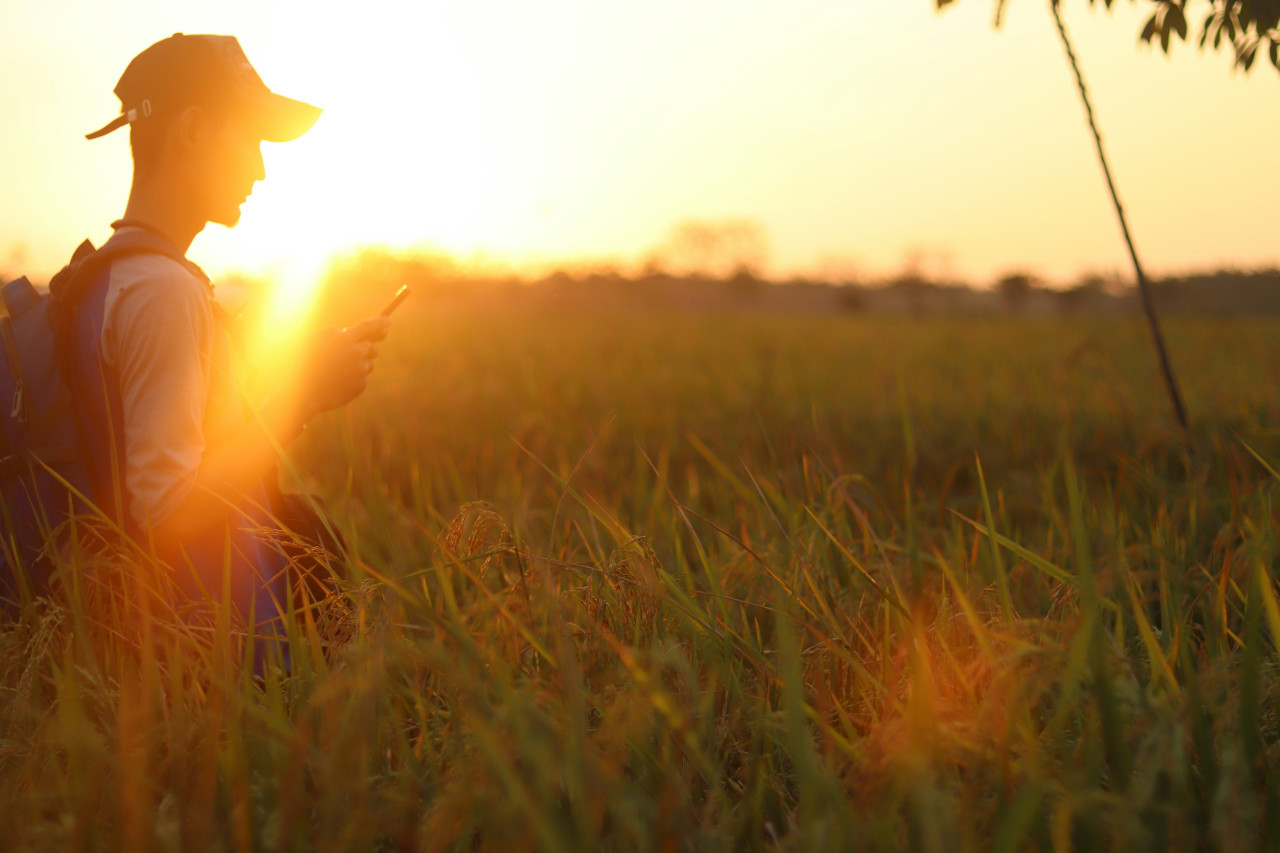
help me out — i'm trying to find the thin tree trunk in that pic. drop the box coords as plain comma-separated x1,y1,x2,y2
1049,0,1191,443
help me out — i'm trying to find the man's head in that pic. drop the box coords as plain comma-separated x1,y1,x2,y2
88,34,321,228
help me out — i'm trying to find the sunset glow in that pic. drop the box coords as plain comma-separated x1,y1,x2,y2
6,3,1280,844
4,0,1279,291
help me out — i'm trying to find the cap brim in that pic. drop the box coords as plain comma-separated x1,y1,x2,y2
85,114,129,140
251,91,322,143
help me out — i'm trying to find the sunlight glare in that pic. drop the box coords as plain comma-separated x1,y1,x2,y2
197,5,510,370
216,7,503,279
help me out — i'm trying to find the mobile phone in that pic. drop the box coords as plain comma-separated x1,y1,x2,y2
380,285,411,317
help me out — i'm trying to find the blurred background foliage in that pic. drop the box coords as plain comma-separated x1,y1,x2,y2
936,0,1280,72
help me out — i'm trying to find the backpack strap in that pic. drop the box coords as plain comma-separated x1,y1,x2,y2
93,226,199,272
48,227,199,380
20,384,72,456
48,227,198,327
0,317,25,427
0,322,13,466
24,227,202,493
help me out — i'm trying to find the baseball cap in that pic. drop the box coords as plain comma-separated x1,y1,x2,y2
86,33,321,143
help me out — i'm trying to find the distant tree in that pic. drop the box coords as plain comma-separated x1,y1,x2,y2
936,0,1280,73
649,219,771,280
810,254,863,287
542,269,575,291
837,286,869,313
324,245,459,295
316,245,461,324
996,272,1038,311
888,270,935,316
583,269,625,293
638,255,667,278
728,266,763,299
900,246,961,287
1079,270,1124,291
1058,273,1108,311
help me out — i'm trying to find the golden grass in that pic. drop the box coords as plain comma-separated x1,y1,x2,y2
3,312,1280,851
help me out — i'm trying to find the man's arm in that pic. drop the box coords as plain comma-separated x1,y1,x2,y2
107,269,389,554
144,318,390,555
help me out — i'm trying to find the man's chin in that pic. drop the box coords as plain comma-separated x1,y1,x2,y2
208,207,244,228
207,199,244,225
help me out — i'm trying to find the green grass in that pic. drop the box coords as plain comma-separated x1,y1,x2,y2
4,312,1280,851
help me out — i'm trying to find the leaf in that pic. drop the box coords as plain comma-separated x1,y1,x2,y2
1241,440,1280,482
975,455,1013,621
1242,42,1258,70
948,509,1122,613
1257,568,1280,664
1170,3,1188,40
1141,12,1160,42
991,784,1045,853
1123,571,1180,697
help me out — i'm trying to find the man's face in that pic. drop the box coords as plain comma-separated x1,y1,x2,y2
190,109,266,228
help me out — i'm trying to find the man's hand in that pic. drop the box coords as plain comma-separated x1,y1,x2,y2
150,315,392,555
297,316,393,419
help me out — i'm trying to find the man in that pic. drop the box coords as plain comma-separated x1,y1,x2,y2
59,34,389,648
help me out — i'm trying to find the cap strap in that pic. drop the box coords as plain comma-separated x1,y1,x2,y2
85,114,128,140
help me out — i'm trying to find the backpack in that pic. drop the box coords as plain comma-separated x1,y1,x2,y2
0,232,187,605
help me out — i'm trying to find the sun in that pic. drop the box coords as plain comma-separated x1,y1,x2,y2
190,12,519,366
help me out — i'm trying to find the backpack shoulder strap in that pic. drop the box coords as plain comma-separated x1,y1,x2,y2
47,226,201,349
91,227,194,271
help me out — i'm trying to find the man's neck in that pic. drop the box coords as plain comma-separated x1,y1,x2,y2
120,182,204,254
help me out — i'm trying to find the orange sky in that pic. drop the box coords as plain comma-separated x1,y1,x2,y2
3,0,1277,288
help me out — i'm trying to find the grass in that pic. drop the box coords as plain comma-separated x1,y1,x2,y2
3,310,1280,851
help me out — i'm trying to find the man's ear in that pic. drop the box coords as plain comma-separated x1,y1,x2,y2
174,105,212,154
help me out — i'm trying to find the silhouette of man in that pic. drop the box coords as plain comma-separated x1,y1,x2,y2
62,34,388,648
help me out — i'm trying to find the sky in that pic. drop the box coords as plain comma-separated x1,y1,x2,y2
2,0,1278,289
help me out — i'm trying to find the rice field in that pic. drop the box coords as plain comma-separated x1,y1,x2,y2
3,309,1280,851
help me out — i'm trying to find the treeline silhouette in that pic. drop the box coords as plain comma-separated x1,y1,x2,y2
298,245,1280,324
13,245,1273,324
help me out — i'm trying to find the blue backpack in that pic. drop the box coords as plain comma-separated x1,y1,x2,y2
0,233,186,606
